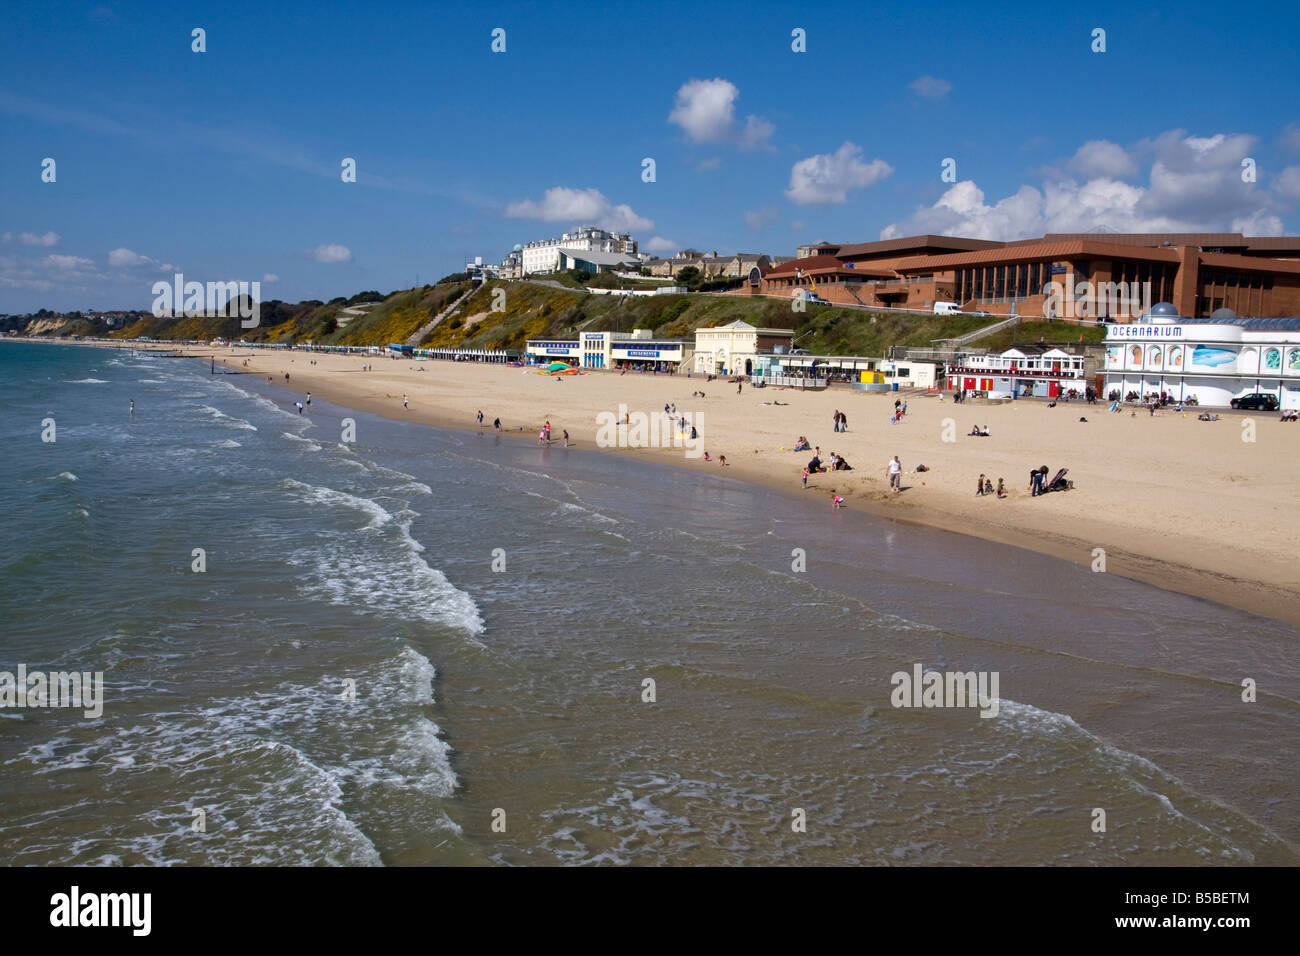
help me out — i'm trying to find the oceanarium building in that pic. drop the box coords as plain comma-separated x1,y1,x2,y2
1102,307,1300,408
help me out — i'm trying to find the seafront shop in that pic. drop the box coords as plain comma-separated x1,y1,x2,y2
524,330,692,371
752,353,940,389
1103,317,1300,408
946,346,1089,398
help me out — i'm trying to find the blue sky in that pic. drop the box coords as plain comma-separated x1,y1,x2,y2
2,0,1298,311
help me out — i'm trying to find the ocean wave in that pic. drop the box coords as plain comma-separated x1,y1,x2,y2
2,647,457,865
65,378,108,384
215,439,242,449
51,471,78,481
281,432,323,451
280,478,392,529
196,404,258,431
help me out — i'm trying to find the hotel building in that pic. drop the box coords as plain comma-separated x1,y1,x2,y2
520,226,639,275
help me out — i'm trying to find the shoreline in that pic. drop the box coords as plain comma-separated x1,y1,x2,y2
42,337,1300,626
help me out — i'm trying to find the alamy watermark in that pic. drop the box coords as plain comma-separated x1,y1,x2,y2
595,404,703,458
890,663,999,718
152,272,261,329
0,664,104,718
1043,280,1151,320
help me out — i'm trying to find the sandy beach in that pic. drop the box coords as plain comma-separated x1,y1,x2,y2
129,342,1299,624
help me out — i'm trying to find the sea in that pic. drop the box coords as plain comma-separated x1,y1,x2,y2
1,340,1297,866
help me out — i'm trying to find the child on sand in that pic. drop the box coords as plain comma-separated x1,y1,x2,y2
996,478,1006,498
832,495,844,509
719,455,729,466
976,473,986,496
802,467,809,489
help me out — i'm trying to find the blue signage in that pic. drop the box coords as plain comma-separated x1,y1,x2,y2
545,348,573,354
622,349,661,358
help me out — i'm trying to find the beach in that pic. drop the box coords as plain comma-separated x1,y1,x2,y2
162,343,1300,625
5,339,1298,865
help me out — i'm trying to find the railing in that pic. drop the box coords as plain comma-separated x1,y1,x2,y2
754,374,828,388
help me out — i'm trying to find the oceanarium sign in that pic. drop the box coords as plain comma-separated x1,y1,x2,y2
1107,324,1185,339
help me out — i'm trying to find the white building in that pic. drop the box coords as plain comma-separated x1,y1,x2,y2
1103,317,1300,408
520,226,639,275
693,320,795,376
525,329,692,371
947,345,1089,398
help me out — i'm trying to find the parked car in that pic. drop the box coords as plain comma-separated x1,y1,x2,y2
1230,393,1279,410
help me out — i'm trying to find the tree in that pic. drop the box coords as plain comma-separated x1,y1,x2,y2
676,266,700,286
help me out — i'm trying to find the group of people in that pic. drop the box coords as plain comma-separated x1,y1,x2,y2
891,399,907,424
968,424,991,437
975,474,1006,498
1281,409,1299,422
831,409,849,432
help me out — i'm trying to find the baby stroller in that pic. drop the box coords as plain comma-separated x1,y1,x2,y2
1043,468,1073,493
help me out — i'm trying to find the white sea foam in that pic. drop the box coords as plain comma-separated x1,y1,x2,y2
52,471,78,481
65,378,107,384
196,404,258,431
281,432,323,451
215,439,242,449
2,647,457,865
280,478,392,528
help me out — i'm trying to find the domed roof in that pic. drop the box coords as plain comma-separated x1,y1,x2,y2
1149,302,1179,317
512,243,523,252
1210,307,1238,319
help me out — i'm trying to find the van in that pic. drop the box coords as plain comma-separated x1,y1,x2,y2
933,302,961,315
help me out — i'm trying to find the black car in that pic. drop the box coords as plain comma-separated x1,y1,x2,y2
1230,393,1279,411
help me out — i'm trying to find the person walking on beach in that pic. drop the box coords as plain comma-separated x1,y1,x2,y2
887,455,902,493
563,429,570,447
832,410,841,433
802,467,809,490
477,410,483,425
976,473,986,496
403,394,408,409
839,410,848,432
305,392,311,408
544,421,551,442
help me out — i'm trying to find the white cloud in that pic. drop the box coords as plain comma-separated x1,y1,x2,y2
1068,140,1138,179
2,230,60,247
47,254,95,271
1280,123,1300,155
645,237,677,254
505,187,653,233
744,207,779,230
1230,213,1284,236
312,244,352,264
1275,165,1300,201
785,142,893,205
108,247,151,267
262,273,279,283
908,75,952,100
884,130,1287,239
668,78,773,150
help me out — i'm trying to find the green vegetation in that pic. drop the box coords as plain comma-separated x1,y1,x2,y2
16,275,1095,359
